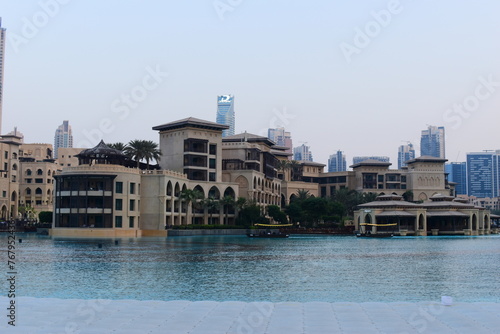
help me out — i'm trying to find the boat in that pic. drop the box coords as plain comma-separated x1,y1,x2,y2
247,231,289,238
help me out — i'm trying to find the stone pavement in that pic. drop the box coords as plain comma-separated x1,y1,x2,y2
0,297,499,333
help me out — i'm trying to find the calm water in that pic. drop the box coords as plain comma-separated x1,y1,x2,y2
2,234,500,302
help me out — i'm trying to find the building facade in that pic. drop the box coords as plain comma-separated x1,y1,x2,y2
420,125,445,158
216,95,235,137
328,150,346,172
0,133,22,220
268,127,293,157
445,162,467,195
293,144,313,162
466,150,500,198
54,120,73,159
397,143,415,169
352,156,390,165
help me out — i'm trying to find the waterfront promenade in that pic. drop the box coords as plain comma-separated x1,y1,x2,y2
1,297,499,333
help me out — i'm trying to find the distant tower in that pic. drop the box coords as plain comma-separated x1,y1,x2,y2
54,120,73,159
328,150,346,172
268,127,293,157
420,125,445,158
398,142,415,169
0,18,6,133
216,95,235,137
445,162,467,195
293,144,313,162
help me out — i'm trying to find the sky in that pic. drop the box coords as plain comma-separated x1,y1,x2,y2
1,0,499,168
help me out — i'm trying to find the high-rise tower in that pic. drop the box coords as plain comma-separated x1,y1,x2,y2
420,126,445,158
398,142,415,169
0,18,6,133
216,95,235,137
54,120,73,159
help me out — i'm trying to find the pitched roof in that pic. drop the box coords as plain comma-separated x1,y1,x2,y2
152,117,229,132
223,132,276,146
350,159,392,168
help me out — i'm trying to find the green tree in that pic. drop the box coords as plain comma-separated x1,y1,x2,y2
108,142,127,152
143,140,162,169
297,189,311,201
289,160,302,181
236,203,262,227
220,195,236,225
267,205,288,224
180,188,204,224
202,197,220,225
285,201,304,225
302,197,330,226
124,140,146,167
402,190,414,202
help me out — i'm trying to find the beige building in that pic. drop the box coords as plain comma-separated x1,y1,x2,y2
57,147,84,168
354,194,491,236
0,133,22,220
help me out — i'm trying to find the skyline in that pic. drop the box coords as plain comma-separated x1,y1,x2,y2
1,1,499,167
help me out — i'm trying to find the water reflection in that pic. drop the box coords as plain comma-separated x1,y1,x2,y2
2,234,499,302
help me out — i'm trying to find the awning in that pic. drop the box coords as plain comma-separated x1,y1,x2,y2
360,223,397,227
426,211,469,217
375,211,415,217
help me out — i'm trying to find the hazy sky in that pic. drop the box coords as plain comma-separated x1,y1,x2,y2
1,0,499,167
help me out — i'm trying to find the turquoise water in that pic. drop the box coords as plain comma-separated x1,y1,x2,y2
2,234,500,302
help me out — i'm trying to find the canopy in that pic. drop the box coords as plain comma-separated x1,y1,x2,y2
426,211,469,217
360,223,397,227
375,211,415,217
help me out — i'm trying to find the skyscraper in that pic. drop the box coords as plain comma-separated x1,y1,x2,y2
216,95,235,137
0,18,6,133
420,125,445,158
268,127,293,157
328,150,346,172
54,120,73,159
445,162,467,195
466,150,500,198
398,142,415,169
293,144,313,161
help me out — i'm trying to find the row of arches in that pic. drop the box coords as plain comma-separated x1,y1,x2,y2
24,188,51,196
252,176,281,193
24,168,54,176
165,181,236,200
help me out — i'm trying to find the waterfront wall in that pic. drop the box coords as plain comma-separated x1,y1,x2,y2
167,229,279,236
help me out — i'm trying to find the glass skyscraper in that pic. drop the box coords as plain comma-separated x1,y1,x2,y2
445,162,467,195
398,143,415,169
216,95,235,137
0,18,6,133
420,126,445,158
328,150,346,172
54,120,73,159
293,144,313,162
466,151,500,198
268,127,293,156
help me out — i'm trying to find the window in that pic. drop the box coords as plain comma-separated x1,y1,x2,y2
130,183,135,194
12,164,17,171
35,178,43,183
26,179,32,183
209,172,216,182
129,216,135,228
35,188,43,195
26,169,32,176
115,216,122,228
4,151,7,159
209,144,216,155
129,199,135,211
209,158,216,169
26,188,32,195
2,191,6,197
37,169,43,175
116,182,123,193
115,199,123,211
4,163,7,171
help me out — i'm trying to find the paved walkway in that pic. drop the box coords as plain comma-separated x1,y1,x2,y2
1,297,499,333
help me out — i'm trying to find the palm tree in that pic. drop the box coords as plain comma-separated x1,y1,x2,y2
108,142,127,152
220,195,236,225
297,189,311,200
277,160,290,180
202,197,220,225
179,188,204,224
289,160,302,181
124,140,146,168
143,140,162,169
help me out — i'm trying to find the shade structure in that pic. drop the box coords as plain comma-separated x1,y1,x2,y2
375,211,416,217
426,211,470,217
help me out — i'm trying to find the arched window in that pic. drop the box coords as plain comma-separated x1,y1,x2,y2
26,169,32,176
35,188,42,195
26,188,31,195
37,169,43,176
12,164,17,171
